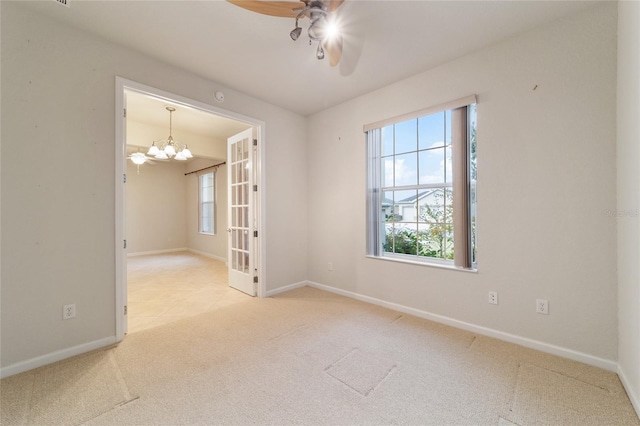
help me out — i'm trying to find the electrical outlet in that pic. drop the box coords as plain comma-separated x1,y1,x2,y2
63,304,76,320
327,262,333,271
536,299,549,315
488,291,498,305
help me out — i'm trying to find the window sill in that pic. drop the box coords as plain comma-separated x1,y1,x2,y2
365,254,477,273
199,232,216,236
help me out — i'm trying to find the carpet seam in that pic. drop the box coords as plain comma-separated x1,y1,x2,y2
323,347,358,372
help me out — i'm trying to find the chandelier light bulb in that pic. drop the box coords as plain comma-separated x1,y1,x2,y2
182,146,193,159
147,142,160,156
155,151,168,160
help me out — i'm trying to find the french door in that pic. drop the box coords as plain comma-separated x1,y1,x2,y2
227,128,256,296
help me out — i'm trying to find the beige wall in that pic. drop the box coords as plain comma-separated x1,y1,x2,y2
307,5,618,362
125,161,188,254
617,0,640,413
1,2,307,370
126,119,228,258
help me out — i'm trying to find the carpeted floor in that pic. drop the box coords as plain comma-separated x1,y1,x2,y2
126,252,239,334
1,286,638,425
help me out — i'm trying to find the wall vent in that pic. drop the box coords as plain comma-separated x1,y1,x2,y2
53,0,70,7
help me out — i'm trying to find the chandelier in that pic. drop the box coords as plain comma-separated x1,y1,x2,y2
146,106,193,161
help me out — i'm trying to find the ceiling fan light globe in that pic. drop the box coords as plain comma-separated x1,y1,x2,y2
324,18,340,41
290,26,302,41
130,152,147,165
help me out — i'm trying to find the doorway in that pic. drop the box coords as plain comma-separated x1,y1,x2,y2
115,78,266,340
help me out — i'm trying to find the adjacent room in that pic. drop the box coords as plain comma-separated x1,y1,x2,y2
124,91,253,333
1,0,638,424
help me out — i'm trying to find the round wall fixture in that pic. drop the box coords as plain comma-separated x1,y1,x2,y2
214,91,225,103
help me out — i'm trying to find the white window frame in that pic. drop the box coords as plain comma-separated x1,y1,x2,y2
365,95,477,270
199,171,216,235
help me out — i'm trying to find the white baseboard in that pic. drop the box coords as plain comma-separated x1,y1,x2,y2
306,281,618,373
187,248,227,264
0,336,117,379
618,364,640,419
127,248,188,257
265,281,308,297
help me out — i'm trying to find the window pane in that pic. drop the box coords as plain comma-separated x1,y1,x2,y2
382,125,394,156
382,190,395,222
445,110,452,145
418,111,445,150
417,224,430,257
385,222,417,255
199,172,215,233
445,146,452,183
418,189,445,224
429,187,454,260
392,189,415,223
243,139,249,160
470,104,477,181
201,202,213,233
419,147,445,184
235,143,242,163
394,120,417,155
394,152,418,187
382,156,393,188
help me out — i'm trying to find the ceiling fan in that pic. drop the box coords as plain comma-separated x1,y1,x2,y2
127,150,167,174
127,152,159,165
227,0,345,66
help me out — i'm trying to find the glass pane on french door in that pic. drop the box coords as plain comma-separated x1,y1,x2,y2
230,135,250,274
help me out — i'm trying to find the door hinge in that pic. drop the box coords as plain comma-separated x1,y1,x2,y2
253,276,258,283
254,230,258,238
123,108,126,118
253,184,258,192
253,139,257,146
123,174,127,184
124,305,127,315
123,239,127,249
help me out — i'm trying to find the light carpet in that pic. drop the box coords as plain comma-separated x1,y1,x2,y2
126,252,235,334
1,286,638,425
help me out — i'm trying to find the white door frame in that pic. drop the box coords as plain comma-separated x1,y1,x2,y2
115,77,266,342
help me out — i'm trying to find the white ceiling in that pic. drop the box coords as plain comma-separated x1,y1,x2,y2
126,91,251,143
23,0,603,117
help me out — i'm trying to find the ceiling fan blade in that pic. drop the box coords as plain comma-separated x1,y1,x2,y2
227,0,305,18
324,34,343,67
327,0,345,12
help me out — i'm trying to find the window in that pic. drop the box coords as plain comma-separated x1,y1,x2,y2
366,96,477,269
199,171,216,234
